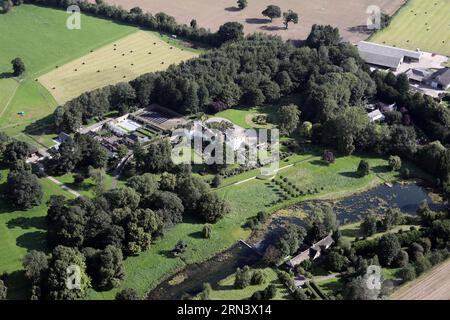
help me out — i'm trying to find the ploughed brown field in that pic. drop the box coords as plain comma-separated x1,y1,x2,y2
392,259,450,300
103,0,405,43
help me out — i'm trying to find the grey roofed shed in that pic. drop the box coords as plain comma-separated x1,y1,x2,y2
404,68,431,82
358,50,403,69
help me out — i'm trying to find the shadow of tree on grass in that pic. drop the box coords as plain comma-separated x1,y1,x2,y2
16,231,47,251
7,216,46,230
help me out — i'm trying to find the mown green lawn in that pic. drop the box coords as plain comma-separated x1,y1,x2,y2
370,0,450,56
0,169,75,299
0,5,137,148
316,277,344,296
341,222,414,243
54,173,116,198
214,94,302,129
208,268,290,300
215,105,279,129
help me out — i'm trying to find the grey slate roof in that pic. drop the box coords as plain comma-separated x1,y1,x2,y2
405,68,431,82
427,68,450,87
357,41,422,69
286,234,334,268
358,50,402,69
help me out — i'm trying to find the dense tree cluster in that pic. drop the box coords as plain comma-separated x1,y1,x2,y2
264,224,308,266
39,153,229,298
22,246,91,300
53,26,374,134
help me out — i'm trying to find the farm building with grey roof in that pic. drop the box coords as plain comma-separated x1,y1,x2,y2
425,68,450,90
357,41,422,71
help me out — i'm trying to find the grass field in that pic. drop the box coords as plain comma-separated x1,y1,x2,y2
88,152,418,299
53,173,117,198
208,268,291,300
0,5,138,148
370,0,450,56
0,5,198,150
0,169,75,299
38,30,199,104
215,108,267,129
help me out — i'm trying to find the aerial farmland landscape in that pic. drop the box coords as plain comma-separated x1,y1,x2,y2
0,0,449,309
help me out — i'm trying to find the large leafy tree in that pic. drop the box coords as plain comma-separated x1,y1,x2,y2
378,234,401,266
6,170,43,209
47,199,87,248
283,10,299,29
216,22,244,44
343,275,381,300
175,175,209,212
126,173,159,200
85,245,125,290
262,5,281,22
2,140,30,167
23,250,49,284
197,192,230,223
306,24,340,48
103,187,141,211
135,140,173,174
46,246,91,300
321,107,370,155
11,57,25,76
150,191,184,227
278,104,301,135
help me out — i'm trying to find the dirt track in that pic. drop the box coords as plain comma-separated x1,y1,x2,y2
103,0,405,43
392,259,450,300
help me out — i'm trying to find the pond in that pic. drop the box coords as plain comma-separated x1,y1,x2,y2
147,182,443,300
255,182,443,252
